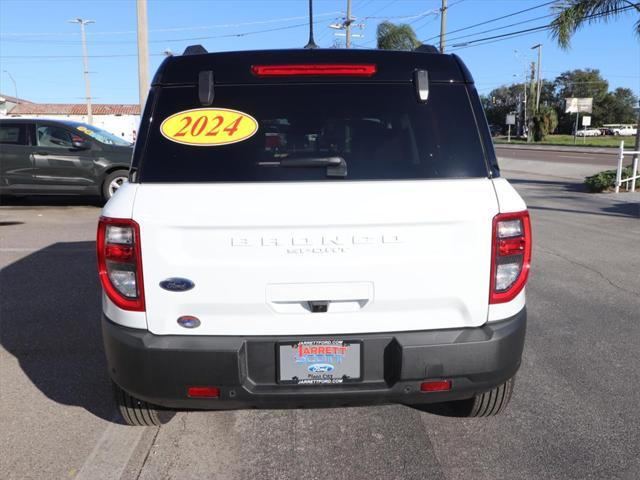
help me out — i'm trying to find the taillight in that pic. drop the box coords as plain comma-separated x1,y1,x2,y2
490,211,531,304
251,64,377,77
97,217,145,311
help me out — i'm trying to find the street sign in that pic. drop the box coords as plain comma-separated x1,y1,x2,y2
582,116,592,127
565,97,593,114
506,114,516,125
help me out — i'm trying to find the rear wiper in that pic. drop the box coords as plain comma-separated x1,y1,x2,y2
258,156,347,177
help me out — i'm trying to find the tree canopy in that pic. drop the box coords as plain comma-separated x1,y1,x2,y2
550,0,640,49
376,21,421,50
482,69,638,134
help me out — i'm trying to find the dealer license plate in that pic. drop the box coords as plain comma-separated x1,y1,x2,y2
278,340,361,385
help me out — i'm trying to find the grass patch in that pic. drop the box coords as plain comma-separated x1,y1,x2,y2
495,134,636,148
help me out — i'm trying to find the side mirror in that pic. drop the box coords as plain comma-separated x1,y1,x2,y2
72,140,91,150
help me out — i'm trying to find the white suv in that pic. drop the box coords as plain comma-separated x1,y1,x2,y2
98,47,531,426
613,126,637,136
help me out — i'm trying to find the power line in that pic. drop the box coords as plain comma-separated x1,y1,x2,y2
449,29,545,52
320,1,439,49
356,0,376,12
449,0,467,9
0,18,329,54
445,12,554,44
0,11,343,38
352,7,441,47
422,0,556,42
449,4,638,51
366,0,399,19
366,10,439,21
452,24,549,47
4,21,319,44
0,53,165,59
2,20,320,45
148,20,318,43
409,11,440,37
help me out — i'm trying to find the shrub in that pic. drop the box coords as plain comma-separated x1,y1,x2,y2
584,166,635,192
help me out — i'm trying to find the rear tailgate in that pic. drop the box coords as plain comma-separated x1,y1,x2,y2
133,63,498,335
134,179,498,335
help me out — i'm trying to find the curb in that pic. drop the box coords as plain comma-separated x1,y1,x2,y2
494,144,620,155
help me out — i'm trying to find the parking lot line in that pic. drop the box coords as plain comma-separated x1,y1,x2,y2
74,418,148,480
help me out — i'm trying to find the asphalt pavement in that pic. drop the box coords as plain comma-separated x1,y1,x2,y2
1,147,639,480
495,143,624,167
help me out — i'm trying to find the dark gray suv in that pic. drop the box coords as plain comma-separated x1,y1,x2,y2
0,118,133,202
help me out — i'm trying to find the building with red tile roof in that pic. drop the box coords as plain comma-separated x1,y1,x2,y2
2,98,141,142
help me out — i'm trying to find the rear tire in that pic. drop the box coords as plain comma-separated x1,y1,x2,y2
453,377,515,417
102,170,129,202
112,382,175,426
417,377,515,417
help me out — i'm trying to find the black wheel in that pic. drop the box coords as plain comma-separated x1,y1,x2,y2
417,377,515,417
112,382,175,426
102,169,129,202
453,377,515,417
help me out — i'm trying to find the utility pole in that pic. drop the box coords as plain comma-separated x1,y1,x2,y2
633,98,640,170
136,0,150,110
329,1,364,48
439,0,448,53
3,70,18,99
531,43,542,112
523,72,527,138
69,18,94,125
345,0,352,48
527,62,536,142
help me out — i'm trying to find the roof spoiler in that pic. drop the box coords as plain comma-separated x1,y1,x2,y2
183,44,208,55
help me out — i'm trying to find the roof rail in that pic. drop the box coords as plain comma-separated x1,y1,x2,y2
183,44,208,56
414,44,439,54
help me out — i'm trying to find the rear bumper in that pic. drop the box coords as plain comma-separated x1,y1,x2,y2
102,309,526,409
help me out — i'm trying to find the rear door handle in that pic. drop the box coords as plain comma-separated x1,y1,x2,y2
35,151,49,156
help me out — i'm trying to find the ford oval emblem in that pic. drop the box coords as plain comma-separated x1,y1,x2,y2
308,363,335,374
160,277,195,292
177,315,200,328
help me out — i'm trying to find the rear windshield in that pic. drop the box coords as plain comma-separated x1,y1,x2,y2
139,83,488,182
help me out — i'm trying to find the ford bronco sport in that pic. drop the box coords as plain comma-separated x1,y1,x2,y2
98,46,530,426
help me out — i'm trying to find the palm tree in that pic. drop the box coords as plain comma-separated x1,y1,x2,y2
550,0,640,49
376,21,421,50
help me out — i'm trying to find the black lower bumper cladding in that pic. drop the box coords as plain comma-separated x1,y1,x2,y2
102,309,526,409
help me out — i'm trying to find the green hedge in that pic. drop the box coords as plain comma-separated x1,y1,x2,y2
584,166,636,192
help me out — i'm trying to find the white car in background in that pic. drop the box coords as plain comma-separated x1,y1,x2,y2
613,126,637,136
576,128,601,137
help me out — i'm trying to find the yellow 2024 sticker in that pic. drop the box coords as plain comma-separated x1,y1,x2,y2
160,108,258,146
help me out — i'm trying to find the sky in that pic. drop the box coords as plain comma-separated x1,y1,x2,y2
0,0,638,105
